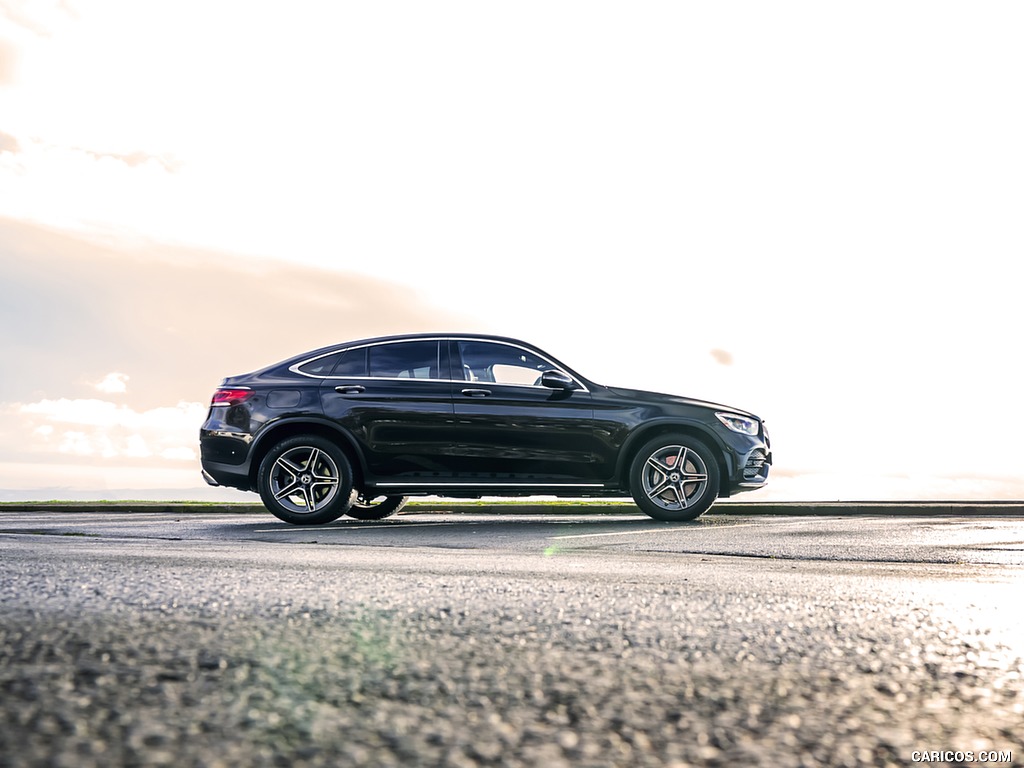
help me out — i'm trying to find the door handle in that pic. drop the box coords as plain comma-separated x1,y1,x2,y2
335,385,365,395
461,388,491,397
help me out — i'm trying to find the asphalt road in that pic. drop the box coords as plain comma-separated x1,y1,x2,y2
1,509,1022,767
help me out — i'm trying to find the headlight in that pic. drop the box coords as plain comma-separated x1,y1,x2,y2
716,412,759,436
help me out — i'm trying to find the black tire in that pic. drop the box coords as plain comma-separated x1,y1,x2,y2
257,435,354,525
346,494,409,521
628,434,720,522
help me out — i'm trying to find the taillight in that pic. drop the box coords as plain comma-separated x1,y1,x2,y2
211,388,253,406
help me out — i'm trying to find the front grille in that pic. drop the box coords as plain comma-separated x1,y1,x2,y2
743,449,768,481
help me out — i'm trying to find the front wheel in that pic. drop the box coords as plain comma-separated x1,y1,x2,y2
346,494,408,521
629,434,720,521
257,436,354,525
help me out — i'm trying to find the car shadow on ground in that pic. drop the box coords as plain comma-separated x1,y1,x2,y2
218,512,723,539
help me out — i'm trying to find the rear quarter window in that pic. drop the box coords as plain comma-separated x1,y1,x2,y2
333,347,368,377
297,352,343,376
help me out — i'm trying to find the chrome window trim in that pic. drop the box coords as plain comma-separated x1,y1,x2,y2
289,337,445,380
289,336,589,392
291,350,347,378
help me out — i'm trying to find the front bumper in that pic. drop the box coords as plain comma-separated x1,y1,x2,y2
720,424,771,496
738,447,771,486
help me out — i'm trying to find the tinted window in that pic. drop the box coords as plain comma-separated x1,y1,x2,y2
333,347,368,377
298,352,343,376
369,341,439,379
458,341,558,386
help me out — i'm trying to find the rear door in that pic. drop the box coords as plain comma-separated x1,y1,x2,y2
319,339,457,478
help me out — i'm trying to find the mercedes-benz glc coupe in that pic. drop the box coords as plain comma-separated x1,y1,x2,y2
200,334,771,524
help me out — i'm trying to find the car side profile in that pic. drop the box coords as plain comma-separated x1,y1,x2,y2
200,334,771,524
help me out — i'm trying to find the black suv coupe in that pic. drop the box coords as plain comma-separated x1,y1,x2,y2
200,334,771,524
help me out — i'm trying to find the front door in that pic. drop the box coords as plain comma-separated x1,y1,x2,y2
447,339,607,484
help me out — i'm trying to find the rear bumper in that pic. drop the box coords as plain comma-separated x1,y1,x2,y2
200,459,254,492
200,424,255,491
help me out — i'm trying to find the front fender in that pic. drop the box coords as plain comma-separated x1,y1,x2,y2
614,419,735,486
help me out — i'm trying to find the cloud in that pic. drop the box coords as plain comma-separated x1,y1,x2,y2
0,130,18,153
16,397,207,461
20,397,200,429
95,371,129,394
79,147,182,173
709,349,733,366
0,39,15,85
0,0,76,37
160,446,196,461
1,133,180,171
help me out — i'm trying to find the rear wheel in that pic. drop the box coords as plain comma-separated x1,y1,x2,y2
257,436,353,525
346,494,408,520
629,434,720,521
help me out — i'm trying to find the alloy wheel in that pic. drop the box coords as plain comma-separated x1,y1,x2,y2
639,444,709,512
268,445,341,515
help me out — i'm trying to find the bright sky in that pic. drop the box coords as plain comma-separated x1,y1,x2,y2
1,1,1022,501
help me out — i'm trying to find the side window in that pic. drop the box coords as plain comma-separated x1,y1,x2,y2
333,347,368,377
368,341,440,379
298,352,343,376
458,341,557,386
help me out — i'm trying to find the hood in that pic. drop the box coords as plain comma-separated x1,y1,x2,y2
603,385,760,420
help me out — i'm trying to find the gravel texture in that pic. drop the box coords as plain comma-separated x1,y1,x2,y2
1,537,1022,767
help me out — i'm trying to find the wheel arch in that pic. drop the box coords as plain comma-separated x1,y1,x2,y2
615,420,733,494
248,418,367,490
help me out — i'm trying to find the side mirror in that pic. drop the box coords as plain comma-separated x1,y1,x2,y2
540,370,578,390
